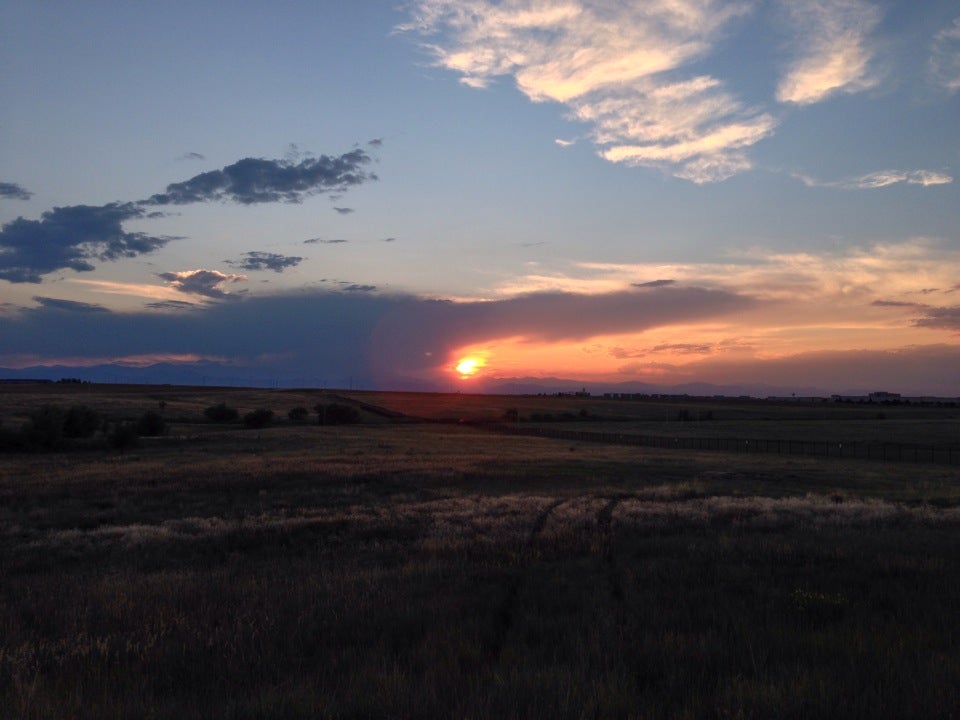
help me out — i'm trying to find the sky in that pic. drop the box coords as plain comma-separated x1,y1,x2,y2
1,0,959,396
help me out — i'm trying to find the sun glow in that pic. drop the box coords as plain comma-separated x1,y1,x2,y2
455,356,484,379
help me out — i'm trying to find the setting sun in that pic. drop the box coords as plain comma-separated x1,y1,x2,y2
455,356,483,378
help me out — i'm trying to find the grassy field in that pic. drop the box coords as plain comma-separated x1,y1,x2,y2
1,384,959,718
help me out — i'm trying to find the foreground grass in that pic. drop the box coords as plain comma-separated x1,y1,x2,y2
2,421,959,719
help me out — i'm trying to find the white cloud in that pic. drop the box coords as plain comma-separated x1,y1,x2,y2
776,0,881,105
403,0,775,182
157,269,247,299
930,17,960,93
795,169,953,189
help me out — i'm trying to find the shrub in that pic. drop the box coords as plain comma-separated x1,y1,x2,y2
244,408,274,429
315,402,360,425
136,410,167,436
21,405,67,449
288,406,310,423
108,422,139,451
204,403,239,423
63,404,102,438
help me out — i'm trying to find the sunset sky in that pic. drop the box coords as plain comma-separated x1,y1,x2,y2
2,1,959,395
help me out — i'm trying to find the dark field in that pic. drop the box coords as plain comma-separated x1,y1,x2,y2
1,385,959,719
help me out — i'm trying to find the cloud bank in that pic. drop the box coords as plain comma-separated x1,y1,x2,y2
2,284,957,395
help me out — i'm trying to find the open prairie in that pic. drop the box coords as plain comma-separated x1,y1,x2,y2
1,384,959,719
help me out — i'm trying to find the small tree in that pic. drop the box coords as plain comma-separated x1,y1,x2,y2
204,402,239,423
244,408,274,429
316,402,360,425
136,410,167,436
288,406,310,423
62,404,102,439
21,405,66,449
108,422,139,451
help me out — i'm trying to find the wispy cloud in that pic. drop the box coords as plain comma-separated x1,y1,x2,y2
403,1,775,182
144,300,199,312
0,203,175,283
578,238,960,306
913,305,960,332
332,207,355,215
227,252,304,273
0,182,33,200
776,0,881,105
930,17,960,93
795,169,953,189
145,150,375,205
632,279,676,288
305,237,348,244
157,269,247,299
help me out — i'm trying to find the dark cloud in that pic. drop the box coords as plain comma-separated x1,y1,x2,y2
0,286,752,381
913,306,960,332
3,288,958,395
0,182,33,200
157,269,247,299
181,152,206,161
366,286,756,378
632,279,676,288
0,203,174,283
872,300,927,308
367,138,383,147
145,149,374,206
381,237,396,243
228,252,304,273
333,207,355,215
145,300,198,311
32,296,108,313
305,237,348,244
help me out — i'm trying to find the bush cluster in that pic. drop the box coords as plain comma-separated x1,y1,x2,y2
0,403,166,452
204,403,239,423
244,409,274,429
315,402,361,425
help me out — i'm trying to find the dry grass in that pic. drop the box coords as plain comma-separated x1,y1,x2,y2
1,385,959,718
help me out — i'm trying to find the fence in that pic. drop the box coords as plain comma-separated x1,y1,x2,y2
490,424,960,466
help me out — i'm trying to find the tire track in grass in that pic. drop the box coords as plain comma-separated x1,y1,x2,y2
486,496,569,663
597,496,626,607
